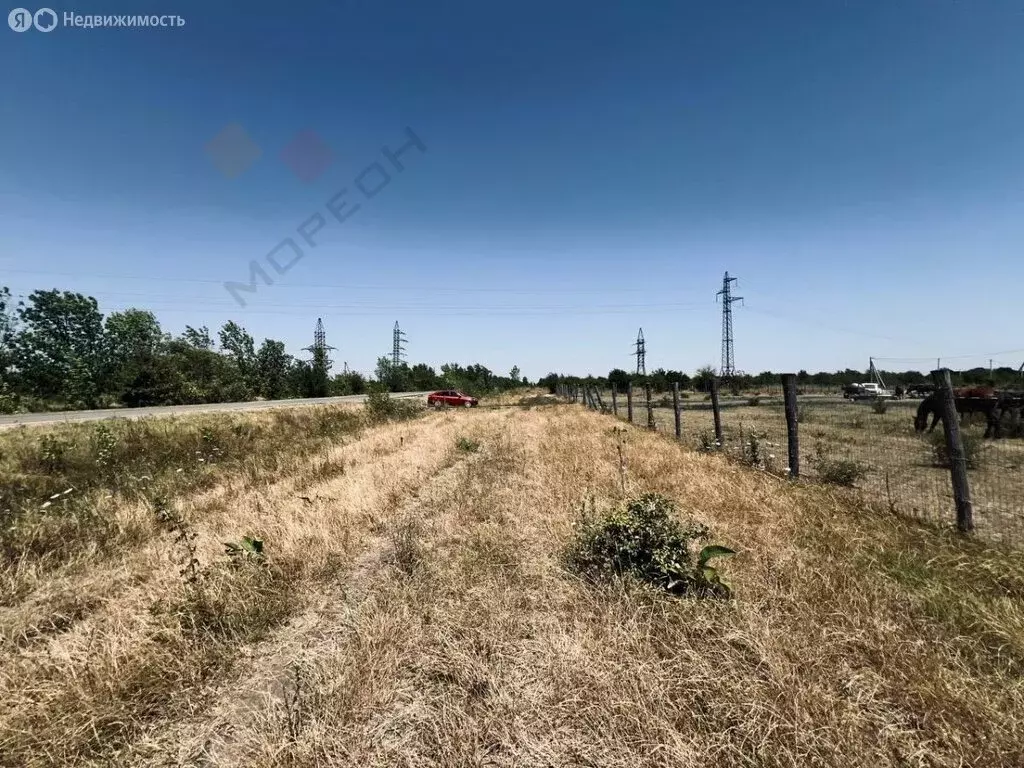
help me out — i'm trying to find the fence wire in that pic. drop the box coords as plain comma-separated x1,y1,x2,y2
594,388,1024,544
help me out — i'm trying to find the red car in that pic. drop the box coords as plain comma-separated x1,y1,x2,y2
427,389,479,408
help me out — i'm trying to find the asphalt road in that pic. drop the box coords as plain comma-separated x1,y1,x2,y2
0,392,433,428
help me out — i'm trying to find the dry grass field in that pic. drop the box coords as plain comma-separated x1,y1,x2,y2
2,396,1024,766
609,393,1024,543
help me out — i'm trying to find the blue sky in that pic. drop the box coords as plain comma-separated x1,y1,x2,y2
2,0,1023,380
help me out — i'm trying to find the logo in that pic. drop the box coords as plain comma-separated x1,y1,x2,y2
33,7,55,30
8,7,31,30
8,7,56,31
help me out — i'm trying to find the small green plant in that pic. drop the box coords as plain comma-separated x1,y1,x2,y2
809,443,869,487
747,396,761,407
456,436,480,453
388,516,424,576
797,405,811,424
929,430,984,470
38,433,71,473
564,493,736,598
91,423,118,471
742,432,761,466
697,431,715,452
871,399,888,415
224,536,265,562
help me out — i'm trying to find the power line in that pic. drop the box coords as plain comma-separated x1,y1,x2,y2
92,304,712,318
3,267,660,294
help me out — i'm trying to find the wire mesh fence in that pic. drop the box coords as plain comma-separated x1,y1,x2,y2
585,385,1024,544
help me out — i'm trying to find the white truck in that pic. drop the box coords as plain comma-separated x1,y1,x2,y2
849,382,894,400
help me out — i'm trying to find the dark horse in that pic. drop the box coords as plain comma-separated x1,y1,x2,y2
914,386,1004,438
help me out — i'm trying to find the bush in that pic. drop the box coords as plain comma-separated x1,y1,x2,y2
697,431,718,452
365,390,420,423
747,396,761,407
930,430,984,470
563,493,735,598
871,399,888,415
809,444,869,487
456,436,480,453
739,431,777,472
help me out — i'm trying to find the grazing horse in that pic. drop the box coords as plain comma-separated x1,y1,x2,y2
914,387,1003,438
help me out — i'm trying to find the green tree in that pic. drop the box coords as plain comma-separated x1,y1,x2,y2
409,362,440,391
305,347,331,397
103,309,163,399
332,370,367,395
254,339,293,399
0,287,21,404
509,365,521,382
607,368,631,391
16,290,106,407
693,365,716,393
218,321,257,393
182,325,214,350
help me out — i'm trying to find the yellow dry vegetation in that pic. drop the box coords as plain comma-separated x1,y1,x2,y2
1,402,1023,767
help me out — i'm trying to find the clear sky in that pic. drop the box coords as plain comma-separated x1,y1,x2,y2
2,0,1023,380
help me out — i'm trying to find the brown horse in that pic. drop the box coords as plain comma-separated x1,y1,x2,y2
914,386,1003,438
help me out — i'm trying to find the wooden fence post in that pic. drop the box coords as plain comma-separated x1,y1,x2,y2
627,381,634,423
645,382,655,430
672,381,681,439
611,384,618,416
781,373,800,479
710,376,724,448
594,387,605,413
932,368,974,533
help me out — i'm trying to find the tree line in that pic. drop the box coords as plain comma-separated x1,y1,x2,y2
0,287,527,413
538,363,1024,396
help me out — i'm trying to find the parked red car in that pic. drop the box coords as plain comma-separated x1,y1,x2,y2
427,390,479,408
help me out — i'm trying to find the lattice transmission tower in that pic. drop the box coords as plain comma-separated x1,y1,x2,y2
302,317,336,366
716,272,743,378
391,321,407,366
632,328,647,376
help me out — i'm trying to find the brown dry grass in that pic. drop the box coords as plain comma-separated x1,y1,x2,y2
2,404,1023,766
612,394,1024,542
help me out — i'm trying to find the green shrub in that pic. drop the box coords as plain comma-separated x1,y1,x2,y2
456,436,480,453
37,433,72,473
739,431,776,471
365,390,420,422
563,493,735,598
810,444,869,487
747,396,761,407
797,406,811,424
697,431,717,452
930,430,984,470
871,399,888,415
